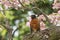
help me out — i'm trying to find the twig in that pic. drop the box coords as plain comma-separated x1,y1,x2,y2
18,0,25,8
12,26,21,37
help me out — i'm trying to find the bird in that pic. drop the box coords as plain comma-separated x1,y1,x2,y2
30,15,40,33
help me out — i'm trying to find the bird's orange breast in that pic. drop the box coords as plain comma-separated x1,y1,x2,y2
30,19,40,31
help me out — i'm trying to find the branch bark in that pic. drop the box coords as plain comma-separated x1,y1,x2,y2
18,0,25,8
23,26,60,40
4,17,13,40
12,27,19,37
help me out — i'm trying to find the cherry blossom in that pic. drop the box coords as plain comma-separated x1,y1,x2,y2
53,3,60,9
0,0,30,10
58,10,60,14
40,21,46,30
52,0,60,9
26,22,30,27
38,14,46,21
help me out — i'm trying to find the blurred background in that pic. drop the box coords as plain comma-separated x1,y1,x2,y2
0,0,60,40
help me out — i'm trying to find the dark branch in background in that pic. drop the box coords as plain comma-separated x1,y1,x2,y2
18,0,25,8
12,26,21,37
7,0,15,8
0,23,9,30
12,27,19,37
7,0,11,4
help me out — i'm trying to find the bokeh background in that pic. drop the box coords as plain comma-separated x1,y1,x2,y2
0,0,60,40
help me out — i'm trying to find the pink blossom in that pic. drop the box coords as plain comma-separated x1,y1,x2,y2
58,10,60,14
53,3,60,9
3,1,11,6
40,21,46,30
26,22,30,27
38,15,46,21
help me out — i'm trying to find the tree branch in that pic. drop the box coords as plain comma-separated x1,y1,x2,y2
12,23,22,37
18,0,25,8
12,26,21,37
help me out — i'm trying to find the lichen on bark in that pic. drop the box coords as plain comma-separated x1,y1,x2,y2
23,26,60,40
